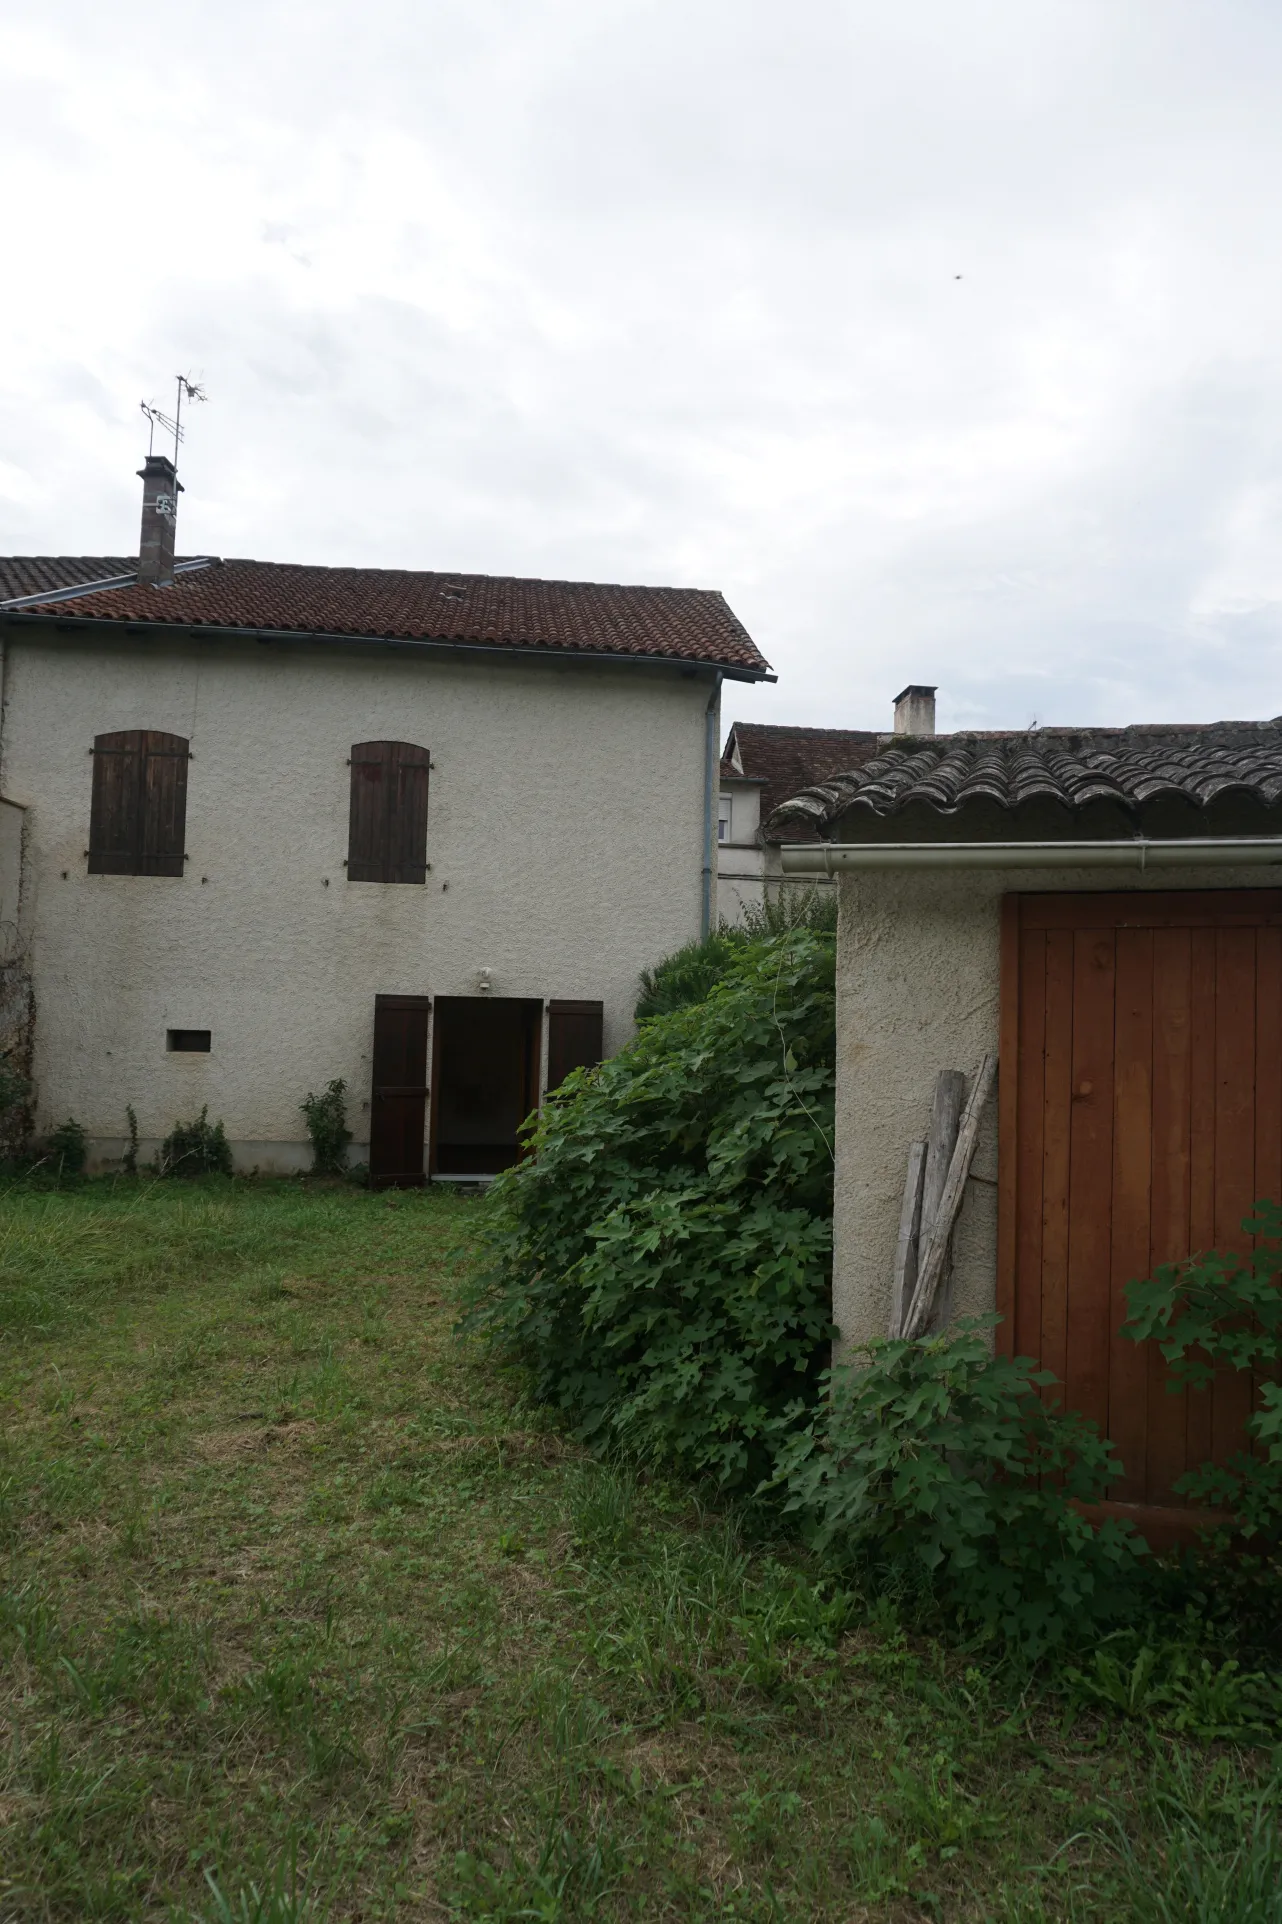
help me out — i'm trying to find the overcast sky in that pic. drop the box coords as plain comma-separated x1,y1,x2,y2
2,0,1281,733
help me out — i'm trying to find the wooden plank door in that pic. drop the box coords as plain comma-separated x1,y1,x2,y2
546,1000,604,1093
369,995,431,1188
998,890,1282,1530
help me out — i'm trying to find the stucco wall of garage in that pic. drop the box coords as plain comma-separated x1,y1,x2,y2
833,861,1282,1352
1,627,715,1169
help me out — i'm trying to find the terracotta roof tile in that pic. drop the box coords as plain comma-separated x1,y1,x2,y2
0,556,207,607
770,723,1282,833
2,557,772,678
0,557,134,602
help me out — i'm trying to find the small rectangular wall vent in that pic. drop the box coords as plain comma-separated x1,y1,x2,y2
167,1029,211,1052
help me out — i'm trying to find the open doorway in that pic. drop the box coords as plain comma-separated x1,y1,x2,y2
430,997,542,1176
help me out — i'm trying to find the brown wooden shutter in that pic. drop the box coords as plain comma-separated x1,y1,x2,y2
89,731,142,873
347,743,387,882
348,742,429,884
88,729,188,876
139,731,189,876
389,743,429,884
546,1000,604,1092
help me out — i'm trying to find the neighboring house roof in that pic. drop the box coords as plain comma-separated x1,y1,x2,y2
770,722,1282,834
720,722,881,841
1,556,773,680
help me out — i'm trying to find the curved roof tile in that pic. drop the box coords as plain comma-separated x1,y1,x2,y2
770,724,1282,831
2,556,772,678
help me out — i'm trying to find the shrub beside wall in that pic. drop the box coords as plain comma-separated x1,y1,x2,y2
774,1318,1146,1655
157,1108,232,1178
469,917,1282,1658
301,1078,353,1175
465,928,838,1489
1123,1206,1282,1553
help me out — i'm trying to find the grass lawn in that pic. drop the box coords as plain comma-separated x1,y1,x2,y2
0,1179,1277,1922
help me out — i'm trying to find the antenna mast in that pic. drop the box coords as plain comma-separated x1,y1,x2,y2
139,373,208,465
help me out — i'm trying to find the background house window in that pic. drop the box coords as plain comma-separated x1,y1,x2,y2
167,1029,211,1052
717,795,732,843
347,741,430,884
88,730,189,876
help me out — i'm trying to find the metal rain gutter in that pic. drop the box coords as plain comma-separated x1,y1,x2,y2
0,610,776,683
781,838,1282,875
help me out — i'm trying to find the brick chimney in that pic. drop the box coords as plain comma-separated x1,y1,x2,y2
893,684,936,736
136,454,183,587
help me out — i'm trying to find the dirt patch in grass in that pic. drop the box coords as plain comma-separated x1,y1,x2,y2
195,1419,322,1462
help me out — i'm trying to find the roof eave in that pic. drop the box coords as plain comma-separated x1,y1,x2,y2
0,610,776,682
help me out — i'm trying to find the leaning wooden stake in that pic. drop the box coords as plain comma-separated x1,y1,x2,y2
889,1139,927,1339
901,1052,998,1342
889,1070,964,1338
921,1071,965,1239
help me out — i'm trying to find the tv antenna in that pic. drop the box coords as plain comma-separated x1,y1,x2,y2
140,373,208,465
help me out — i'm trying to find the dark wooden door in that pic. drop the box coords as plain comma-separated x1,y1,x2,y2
369,995,431,1188
429,998,542,1175
547,1001,604,1092
999,890,1282,1530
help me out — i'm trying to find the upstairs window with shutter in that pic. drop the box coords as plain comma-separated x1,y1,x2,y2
88,730,190,877
347,741,430,884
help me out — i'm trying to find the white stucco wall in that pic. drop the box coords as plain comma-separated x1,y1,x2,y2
716,784,838,927
2,628,716,1168
716,780,766,925
833,861,1282,1350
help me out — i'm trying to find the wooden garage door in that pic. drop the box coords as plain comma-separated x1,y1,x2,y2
998,889,1282,1511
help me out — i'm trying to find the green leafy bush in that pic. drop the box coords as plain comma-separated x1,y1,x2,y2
301,1077,352,1175
633,893,838,1022
772,1319,1147,1655
43,1118,87,1179
464,929,837,1489
157,1107,232,1179
634,928,748,1020
1124,1201,1282,1550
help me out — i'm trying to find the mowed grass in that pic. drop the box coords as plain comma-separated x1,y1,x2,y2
0,1180,1278,1923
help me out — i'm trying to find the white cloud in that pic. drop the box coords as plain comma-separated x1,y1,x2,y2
3,0,1282,731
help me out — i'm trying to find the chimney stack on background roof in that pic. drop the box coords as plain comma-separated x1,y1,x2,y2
893,684,936,736
136,454,182,588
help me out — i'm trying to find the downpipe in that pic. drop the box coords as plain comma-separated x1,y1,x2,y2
701,672,723,936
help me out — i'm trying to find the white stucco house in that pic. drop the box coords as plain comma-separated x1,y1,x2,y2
774,682,1282,1544
715,721,879,924
0,453,773,1182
